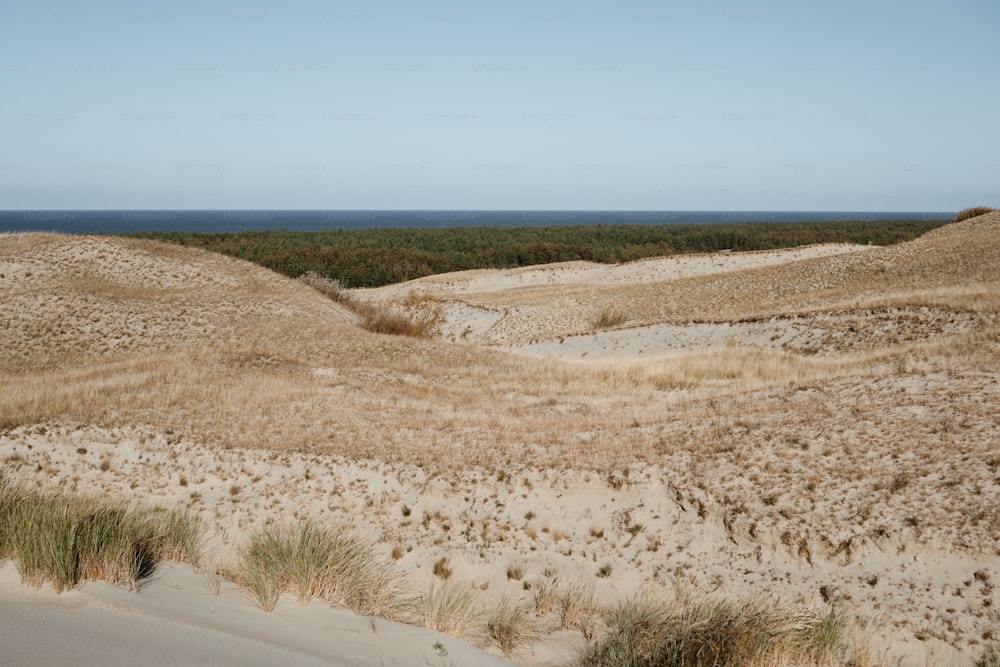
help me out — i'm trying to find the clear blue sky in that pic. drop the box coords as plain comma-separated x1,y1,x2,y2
1,0,997,211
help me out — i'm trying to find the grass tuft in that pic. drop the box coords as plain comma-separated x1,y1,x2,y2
0,472,201,592
235,520,405,617
421,578,480,638
581,589,873,667
488,597,535,656
560,580,601,636
593,309,628,330
154,507,204,565
532,576,562,615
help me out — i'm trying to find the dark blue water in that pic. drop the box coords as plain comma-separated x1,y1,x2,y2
0,210,951,234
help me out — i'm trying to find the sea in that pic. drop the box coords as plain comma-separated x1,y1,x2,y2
0,210,951,235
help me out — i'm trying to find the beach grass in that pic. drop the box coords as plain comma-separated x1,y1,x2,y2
487,597,535,656
235,520,406,617
0,471,201,592
421,578,481,638
581,589,870,667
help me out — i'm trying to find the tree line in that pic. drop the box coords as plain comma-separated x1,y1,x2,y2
130,219,947,288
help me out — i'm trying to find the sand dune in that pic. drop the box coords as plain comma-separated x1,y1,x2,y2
2,213,999,665
0,562,512,667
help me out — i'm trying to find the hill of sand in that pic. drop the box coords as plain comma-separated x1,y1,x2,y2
1,213,998,665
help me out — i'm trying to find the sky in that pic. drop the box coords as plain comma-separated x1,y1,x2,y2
1,0,998,211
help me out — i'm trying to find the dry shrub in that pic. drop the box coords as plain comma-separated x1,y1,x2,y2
593,309,628,330
432,556,452,579
956,206,994,222
296,271,346,300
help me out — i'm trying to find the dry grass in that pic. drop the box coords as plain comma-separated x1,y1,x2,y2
421,579,481,638
560,580,601,636
593,308,628,329
298,270,442,337
532,576,561,615
956,206,994,222
487,597,535,656
581,589,876,667
2,220,998,474
234,520,405,617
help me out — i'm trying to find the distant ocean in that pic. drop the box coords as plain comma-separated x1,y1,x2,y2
0,210,951,235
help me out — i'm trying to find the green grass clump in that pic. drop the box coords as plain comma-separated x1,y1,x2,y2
582,590,866,667
153,506,205,565
0,473,30,559
0,472,202,592
235,520,405,617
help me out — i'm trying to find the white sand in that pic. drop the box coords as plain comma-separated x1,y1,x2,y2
0,562,512,667
366,244,872,299
359,244,881,348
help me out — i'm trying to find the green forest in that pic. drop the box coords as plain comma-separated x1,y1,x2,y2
131,219,947,288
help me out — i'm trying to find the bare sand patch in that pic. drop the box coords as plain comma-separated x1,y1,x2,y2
365,243,872,300
505,306,985,361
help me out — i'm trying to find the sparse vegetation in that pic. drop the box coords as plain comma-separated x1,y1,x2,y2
298,271,441,337
956,206,994,222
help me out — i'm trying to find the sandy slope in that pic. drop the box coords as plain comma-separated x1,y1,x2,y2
0,562,511,667
2,213,999,665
